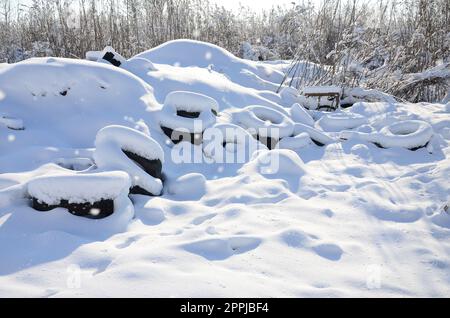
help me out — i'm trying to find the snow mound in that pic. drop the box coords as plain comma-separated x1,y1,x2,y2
168,173,206,200
94,125,164,196
290,103,315,127
445,102,450,113
203,123,266,163
316,111,367,132
341,120,433,150
0,57,158,148
134,39,285,88
241,149,306,177
28,171,130,206
122,57,157,75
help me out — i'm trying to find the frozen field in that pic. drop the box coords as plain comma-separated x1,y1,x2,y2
0,40,449,297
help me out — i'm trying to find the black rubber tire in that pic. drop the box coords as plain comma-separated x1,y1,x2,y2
31,197,114,219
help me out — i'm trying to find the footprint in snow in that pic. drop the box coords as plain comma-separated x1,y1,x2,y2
182,236,262,261
191,213,217,226
312,244,344,261
116,234,143,249
280,230,344,261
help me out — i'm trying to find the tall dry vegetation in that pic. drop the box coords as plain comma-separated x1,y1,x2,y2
0,0,449,102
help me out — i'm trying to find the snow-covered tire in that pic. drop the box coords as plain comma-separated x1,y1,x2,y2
293,123,335,146
279,86,300,105
97,46,126,67
28,171,130,219
159,91,219,144
276,132,311,150
94,125,164,196
0,116,24,130
235,105,294,149
203,123,267,162
340,120,433,150
316,111,367,132
290,103,315,127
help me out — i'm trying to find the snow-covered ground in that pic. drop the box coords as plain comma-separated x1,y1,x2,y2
0,40,449,297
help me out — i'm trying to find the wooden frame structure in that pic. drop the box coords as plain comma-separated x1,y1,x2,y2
303,86,341,111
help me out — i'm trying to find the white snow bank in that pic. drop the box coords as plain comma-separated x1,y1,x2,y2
341,120,433,149
241,149,306,177
28,171,130,205
168,173,206,200
316,111,367,132
134,39,285,89
94,125,164,196
0,57,159,148
239,149,306,192
122,57,157,74
234,105,294,138
290,103,315,127
445,102,450,113
158,91,218,133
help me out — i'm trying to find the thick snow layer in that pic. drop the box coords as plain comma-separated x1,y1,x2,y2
28,171,130,205
167,173,206,200
94,125,164,196
0,40,450,297
122,57,158,75
0,57,159,149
